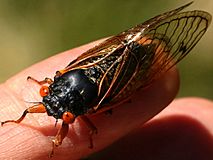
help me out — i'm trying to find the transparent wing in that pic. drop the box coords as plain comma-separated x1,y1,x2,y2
137,10,211,86
59,36,125,74
65,2,195,71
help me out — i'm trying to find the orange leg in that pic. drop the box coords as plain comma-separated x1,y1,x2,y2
80,115,97,148
27,76,53,85
1,103,46,126
50,122,69,157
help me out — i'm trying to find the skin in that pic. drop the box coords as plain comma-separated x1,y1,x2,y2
0,40,213,160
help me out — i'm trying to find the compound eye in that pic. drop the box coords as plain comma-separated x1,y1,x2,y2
39,86,49,97
62,112,75,124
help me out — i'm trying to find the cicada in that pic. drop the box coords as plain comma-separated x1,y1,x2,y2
1,2,211,157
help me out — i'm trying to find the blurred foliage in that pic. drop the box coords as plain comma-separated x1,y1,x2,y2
0,0,212,99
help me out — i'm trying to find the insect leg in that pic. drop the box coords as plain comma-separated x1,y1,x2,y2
1,103,46,126
27,76,53,85
79,115,97,148
50,122,69,157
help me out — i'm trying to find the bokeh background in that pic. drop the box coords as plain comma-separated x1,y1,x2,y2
0,0,212,99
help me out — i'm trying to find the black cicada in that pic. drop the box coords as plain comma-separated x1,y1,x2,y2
1,2,211,157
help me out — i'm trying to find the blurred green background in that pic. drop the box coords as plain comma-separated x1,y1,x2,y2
0,0,212,99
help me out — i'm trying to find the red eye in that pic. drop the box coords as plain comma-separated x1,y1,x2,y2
39,86,49,97
62,112,75,124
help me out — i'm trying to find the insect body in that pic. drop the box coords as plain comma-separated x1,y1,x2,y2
1,2,211,157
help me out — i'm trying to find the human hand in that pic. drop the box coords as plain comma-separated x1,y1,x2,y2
0,38,204,160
